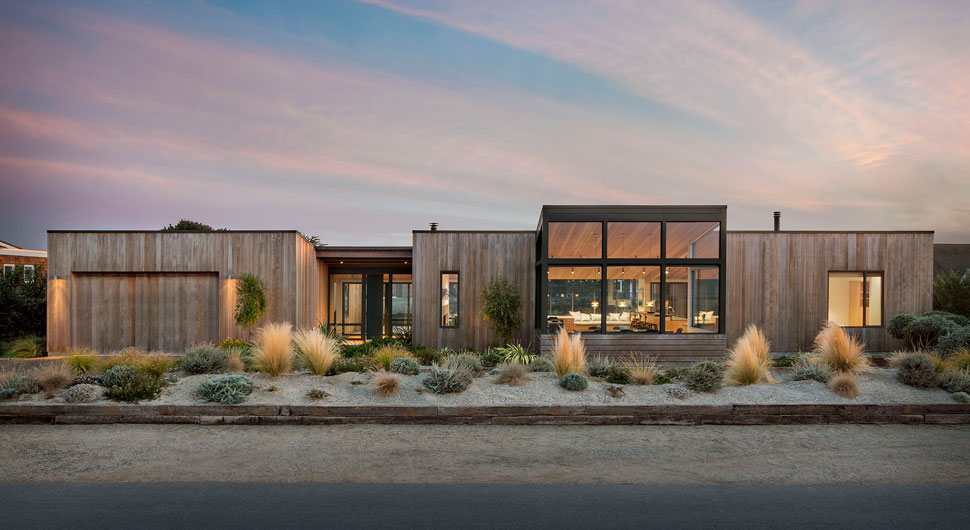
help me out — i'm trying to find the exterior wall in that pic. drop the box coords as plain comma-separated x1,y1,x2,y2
726,231,934,352
47,231,315,353
412,231,536,351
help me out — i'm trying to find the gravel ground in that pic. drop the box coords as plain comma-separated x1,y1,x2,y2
2,423,969,484
5,367,955,406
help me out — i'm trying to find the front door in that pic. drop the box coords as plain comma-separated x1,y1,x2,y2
365,273,384,340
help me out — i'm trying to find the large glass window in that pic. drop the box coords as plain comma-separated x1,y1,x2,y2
606,266,661,332
607,222,660,259
828,272,882,327
330,273,362,338
440,272,459,327
667,222,720,258
547,266,602,333
662,266,719,333
548,222,602,259
384,274,412,336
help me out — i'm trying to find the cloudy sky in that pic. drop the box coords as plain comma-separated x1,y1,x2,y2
1,0,968,250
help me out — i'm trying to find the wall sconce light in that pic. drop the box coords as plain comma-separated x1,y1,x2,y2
227,274,235,280
50,274,60,280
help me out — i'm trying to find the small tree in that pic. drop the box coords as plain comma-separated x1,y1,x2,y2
0,266,46,340
480,276,522,346
934,268,970,318
234,273,267,329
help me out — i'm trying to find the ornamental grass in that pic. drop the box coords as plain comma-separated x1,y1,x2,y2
725,324,774,385
293,328,339,375
255,322,293,376
814,321,869,374
551,328,586,378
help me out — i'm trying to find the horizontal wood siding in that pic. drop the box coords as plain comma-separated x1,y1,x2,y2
47,231,312,353
725,232,934,352
538,333,727,362
413,232,536,351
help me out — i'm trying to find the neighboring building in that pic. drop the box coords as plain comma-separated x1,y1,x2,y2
1,239,47,277
933,243,970,279
46,206,934,357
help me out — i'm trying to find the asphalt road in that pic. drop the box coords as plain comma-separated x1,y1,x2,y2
2,482,969,529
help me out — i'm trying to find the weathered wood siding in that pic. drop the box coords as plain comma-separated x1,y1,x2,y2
726,232,934,352
47,231,317,353
413,232,536,350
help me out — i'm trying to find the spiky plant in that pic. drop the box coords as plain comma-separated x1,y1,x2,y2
66,348,97,375
725,324,774,385
936,369,970,394
33,361,74,392
828,373,860,398
895,351,937,388
374,373,400,397
292,328,339,375
373,344,413,371
791,355,833,383
587,354,614,378
493,362,529,386
627,356,660,386
814,321,869,374
254,322,293,376
551,328,586,377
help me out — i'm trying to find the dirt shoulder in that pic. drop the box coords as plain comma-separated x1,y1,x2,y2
2,424,968,484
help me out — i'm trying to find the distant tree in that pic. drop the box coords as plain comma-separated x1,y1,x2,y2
234,273,267,329
161,219,226,231
0,266,46,340
935,268,970,318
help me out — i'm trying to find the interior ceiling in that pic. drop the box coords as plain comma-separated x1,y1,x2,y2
547,221,719,260
548,266,717,281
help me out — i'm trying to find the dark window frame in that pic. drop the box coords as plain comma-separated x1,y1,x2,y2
536,206,727,335
827,270,885,328
440,270,460,329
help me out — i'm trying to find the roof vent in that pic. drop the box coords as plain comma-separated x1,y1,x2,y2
430,222,439,232
773,211,781,232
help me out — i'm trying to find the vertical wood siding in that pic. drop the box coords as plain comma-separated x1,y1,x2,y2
725,232,934,352
413,232,536,351
47,231,316,353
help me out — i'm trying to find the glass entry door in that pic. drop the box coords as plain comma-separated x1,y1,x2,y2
330,271,411,341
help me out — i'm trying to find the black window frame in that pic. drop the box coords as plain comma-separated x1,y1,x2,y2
440,270,460,329
827,270,884,328
536,205,727,335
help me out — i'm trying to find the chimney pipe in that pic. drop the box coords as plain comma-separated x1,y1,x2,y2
429,222,439,232
773,211,781,232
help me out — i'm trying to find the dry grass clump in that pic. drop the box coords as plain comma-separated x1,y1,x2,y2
551,328,586,377
828,373,861,399
493,362,529,386
254,322,293,376
373,344,414,371
292,328,339,375
32,361,74,392
814,321,869,374
97,346,148,372
66,348,98,375
627,355,660,385
226,347,247,372
374,373,400,397
725,325,774,386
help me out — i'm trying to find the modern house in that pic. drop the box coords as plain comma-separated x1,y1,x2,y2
46,205,934,360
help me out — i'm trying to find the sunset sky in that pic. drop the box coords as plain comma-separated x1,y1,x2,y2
1,0,968,250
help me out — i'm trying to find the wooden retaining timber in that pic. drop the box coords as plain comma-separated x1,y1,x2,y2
538,333,727,363
2,403,968,426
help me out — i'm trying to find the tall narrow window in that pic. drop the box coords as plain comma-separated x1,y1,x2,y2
440,272,459,327
828,272,883,327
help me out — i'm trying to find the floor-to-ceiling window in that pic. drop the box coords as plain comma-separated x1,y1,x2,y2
538,207,725,334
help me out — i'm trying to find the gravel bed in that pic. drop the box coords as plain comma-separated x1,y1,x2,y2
5,368,956,407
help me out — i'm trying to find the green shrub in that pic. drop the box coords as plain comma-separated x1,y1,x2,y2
499,344,535,365
559,372,588,391
330,356,381,374
937,327,970,357
442,353,484,376
7,336,45,358
791,355,833,383
0,265,47,341
887,313,916,340
951,349,970,371
932,269,970,318
234,273,267,329
479,276,523,346
895,352,938,388
0,372,40,399
604,366,632,385
903,314,957,350
179,344,229,375
136,356,176,378
103,370,164,403
480,348,504,367
423,365,472,394
771,355,798,367
587,355,614,378
528,357,554,373
936,369,970,394
412,346,443,366
924,310,970,327
196,374,254,404
952,392,970,403
682,361,724,393
653,372,673,385
66,350,97,374
390,357,420,375
219,338,248,350
374,344,412,370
